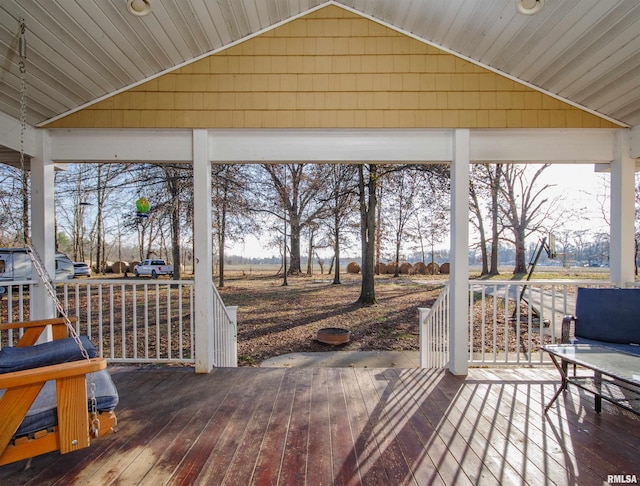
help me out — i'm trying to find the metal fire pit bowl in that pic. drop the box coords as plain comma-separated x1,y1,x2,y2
316,327,351,345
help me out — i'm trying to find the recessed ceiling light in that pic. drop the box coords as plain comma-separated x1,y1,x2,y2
127,0,152,17
516,0,544,15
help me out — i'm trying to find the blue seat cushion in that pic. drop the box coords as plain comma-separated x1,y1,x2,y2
575,288,640,345
0,336,96,373
0,369,119,438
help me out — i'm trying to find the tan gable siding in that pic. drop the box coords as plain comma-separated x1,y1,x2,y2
46,5,619,129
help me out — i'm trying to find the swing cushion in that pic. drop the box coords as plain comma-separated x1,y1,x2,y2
0,336,96,373
0,369,119,438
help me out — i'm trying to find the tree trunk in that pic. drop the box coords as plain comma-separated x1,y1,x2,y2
514,227,527,274
288,215,302,274
393,237,401,277
489,164,502,276
333,221,341,285
470,180,489,276
306,227,314,275
375,178,383,275
165,168,182,281
357,165,377,305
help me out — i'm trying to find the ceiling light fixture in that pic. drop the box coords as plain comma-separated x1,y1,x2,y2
126,0,152,17
516,0,544,15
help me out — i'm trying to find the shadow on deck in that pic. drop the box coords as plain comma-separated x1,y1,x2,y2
1,366,638,485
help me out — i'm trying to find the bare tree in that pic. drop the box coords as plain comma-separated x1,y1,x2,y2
469,173,489,275
323,164,357,285
470,164,503,276
499,164,559,274
259,164,329,275
212,164,254,287
357,164,378,304
410,171,449,265
384,168,419,277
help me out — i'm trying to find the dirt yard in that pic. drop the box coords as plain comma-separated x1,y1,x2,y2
217,273,444,367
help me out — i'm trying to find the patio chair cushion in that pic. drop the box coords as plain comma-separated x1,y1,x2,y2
0,369,119,438
0,336,96,373
575,288,640,345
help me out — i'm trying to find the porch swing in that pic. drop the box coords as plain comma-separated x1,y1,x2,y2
0,20,118,466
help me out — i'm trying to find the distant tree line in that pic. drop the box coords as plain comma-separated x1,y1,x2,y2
0,160,624,304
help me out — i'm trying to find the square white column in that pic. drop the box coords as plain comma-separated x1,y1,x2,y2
193,129,215,373
610,129,635,287
30,130,56,321
449,129,470,375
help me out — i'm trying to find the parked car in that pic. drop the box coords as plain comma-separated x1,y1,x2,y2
133,259,174,278
73,262,91,277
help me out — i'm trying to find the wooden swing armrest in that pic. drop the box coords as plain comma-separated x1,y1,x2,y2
0,357,106,389
0,317,77,346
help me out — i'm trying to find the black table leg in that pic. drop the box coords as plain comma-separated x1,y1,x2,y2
594,370,602,413
545,354,568,413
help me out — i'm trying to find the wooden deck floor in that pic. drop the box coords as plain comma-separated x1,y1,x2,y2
1,365,639,485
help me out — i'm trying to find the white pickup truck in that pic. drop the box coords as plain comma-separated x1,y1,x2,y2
133,259,174,278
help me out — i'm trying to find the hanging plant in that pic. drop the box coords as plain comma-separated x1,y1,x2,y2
136,197,150,218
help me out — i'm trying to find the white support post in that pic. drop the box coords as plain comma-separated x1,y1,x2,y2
449,129,470,376
193,129,215,373
610,129,635,287
30,130,56,322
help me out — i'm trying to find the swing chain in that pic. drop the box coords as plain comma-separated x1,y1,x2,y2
19,19,100,441
89,381,100,438
18,19,26,180
26,245,100,438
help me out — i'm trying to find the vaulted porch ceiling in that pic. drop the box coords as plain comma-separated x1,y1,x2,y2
1,0,639,131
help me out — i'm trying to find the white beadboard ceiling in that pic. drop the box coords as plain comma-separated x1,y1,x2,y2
1,0,640,130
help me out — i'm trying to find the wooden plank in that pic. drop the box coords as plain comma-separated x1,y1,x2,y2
339,367,390,486
380,369,456,486
56,375,89,454
132,369,241,486
441,368,584,485
191,369,285,485
0,384,45,462
392,369,478,485
489,367,639,483
377,369,446,486
213,366,285,485
277,366,313,485
244,368,300,485
168,369,265,485
405,370,509,485
357,368,416,485
302,368,334,486
326,369,360,486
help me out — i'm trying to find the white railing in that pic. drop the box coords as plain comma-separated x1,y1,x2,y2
418,283,449,368
212,282,237,367
418,279,618,368
60,279,196,364
0,279,36,325
469,280,616,365
0,279,238,367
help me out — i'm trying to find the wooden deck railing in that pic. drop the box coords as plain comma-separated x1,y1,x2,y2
0,279,238,367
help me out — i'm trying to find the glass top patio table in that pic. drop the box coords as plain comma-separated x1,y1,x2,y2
542,344,640,386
